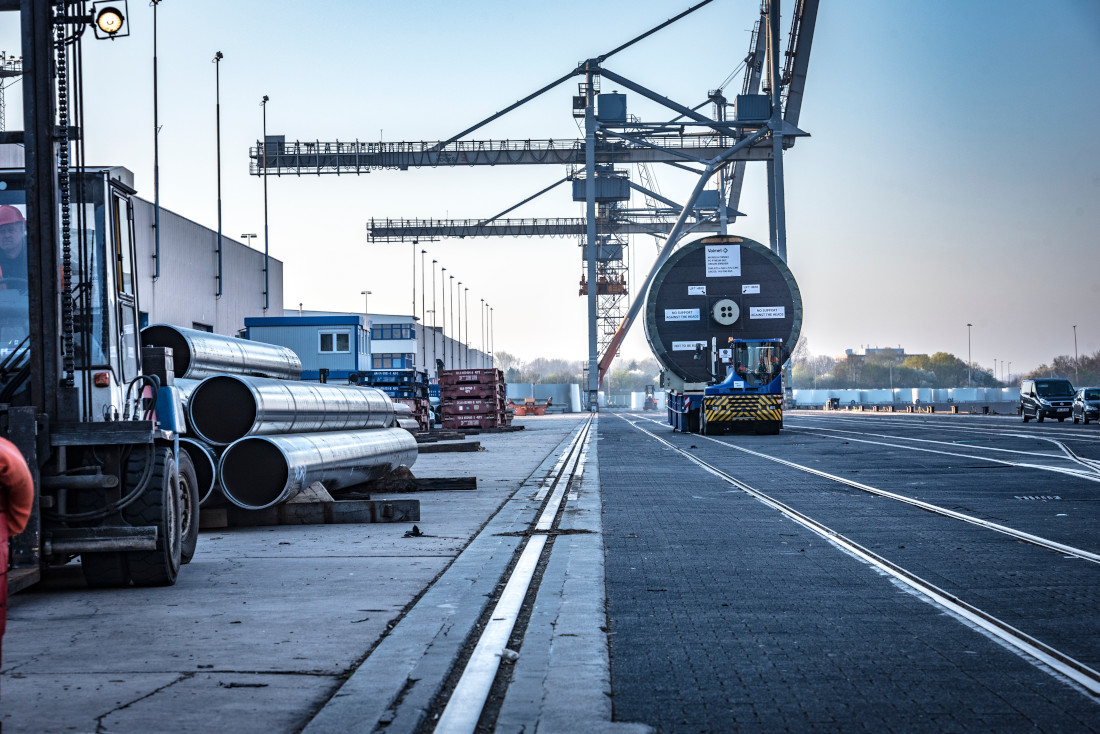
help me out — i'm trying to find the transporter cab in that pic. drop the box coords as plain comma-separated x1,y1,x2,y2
700,338,784,435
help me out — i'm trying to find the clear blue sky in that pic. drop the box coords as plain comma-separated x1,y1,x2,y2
2,1,1098,377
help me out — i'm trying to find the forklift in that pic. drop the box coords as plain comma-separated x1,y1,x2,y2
3,1,197,590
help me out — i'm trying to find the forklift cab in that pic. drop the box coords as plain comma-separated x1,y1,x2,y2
0,169,141,418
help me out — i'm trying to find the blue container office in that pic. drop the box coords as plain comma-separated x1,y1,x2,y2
245,315,371,382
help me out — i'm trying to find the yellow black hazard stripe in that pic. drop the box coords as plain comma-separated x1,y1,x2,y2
703,394,782,422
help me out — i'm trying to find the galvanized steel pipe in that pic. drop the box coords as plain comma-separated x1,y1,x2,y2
218,428,418,510
142,324,302,380
188,375,396,446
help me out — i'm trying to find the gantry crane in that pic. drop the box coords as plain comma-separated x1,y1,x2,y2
250,0,819,411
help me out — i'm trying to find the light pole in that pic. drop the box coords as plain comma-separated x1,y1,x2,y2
1008,362,1012,384
967,323,973,388
213,51,223,297
420,249,427,371
241,233,256,248
152,0,163,280
464,287,469,367
426,310,436,375
480,298,485,366
261,95,270,311
490,305,494,367
1073,325,1079,384
441,267,447,369
360,290,371,317
449,275,455,369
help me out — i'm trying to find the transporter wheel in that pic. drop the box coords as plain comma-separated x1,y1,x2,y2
178,450,200,565
81,552,129,588
1036,412,1044,423
699,410,710,436
1073,416,1080,424
1058,417,1065,423
124,447,182,587
1085,415,1091,425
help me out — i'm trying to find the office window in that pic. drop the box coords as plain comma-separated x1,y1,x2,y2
319,329,351,353
372,353,414,369
371,324,414,340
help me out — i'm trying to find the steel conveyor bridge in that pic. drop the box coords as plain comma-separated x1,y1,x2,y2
249,134,774,176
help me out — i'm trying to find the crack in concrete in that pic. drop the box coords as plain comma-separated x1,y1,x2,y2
95,672,195,733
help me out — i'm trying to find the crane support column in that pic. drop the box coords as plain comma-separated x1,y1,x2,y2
584,62,599,411
767,0,787,262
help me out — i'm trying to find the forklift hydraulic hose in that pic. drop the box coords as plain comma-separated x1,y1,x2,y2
43,443,154,522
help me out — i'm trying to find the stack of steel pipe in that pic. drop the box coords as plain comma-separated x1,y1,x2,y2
142,325,417,512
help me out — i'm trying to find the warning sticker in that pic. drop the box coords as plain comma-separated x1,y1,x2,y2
749,306,785,319
664,308,700,322
741,284,760,294
672,341,708,351
688,285,707,296
705,245,741,278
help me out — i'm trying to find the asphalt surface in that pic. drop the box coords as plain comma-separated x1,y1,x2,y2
601,411,1100,733
4,410,1099,732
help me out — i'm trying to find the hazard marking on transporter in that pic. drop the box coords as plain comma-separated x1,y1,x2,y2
703,394,782,422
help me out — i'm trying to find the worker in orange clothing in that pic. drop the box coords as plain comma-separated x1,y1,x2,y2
0,436,35,678
0,205,28,289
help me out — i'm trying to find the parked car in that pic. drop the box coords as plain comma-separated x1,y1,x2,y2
1072,387,1099,424
1020,378,1075,423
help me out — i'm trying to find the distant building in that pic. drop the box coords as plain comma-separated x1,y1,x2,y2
843,346,926,365
247,310,490,380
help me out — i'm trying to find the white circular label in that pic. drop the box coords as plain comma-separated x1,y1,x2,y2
712,298,740,326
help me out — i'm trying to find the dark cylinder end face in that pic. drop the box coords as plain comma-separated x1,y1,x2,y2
141,325,192,377
221,439,288,509
179,440,215,503
644,235,802,384
189,376,258,444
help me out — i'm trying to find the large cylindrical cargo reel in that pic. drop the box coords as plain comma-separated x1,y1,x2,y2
141,324,303,380
217,428,419,510
643,234,802,387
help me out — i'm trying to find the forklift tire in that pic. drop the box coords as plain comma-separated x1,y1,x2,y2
178,450,200,565
81,552,129,588
699,411,709,436
124,447,182,587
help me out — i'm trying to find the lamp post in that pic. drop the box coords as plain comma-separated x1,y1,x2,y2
240,233,256,248
152,0,163,280
480,298,485,366
213,51,223,298
420,249,427,371
967,323,973,388
449,275,455,369
360,290,371,317
1073,325,1079,384
464,287,469,367
490,305,494,367
426,310,436,375
441,267,447,369
260,94,270,311
457,281,462,369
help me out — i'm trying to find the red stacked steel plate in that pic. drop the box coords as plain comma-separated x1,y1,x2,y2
440,369,511,429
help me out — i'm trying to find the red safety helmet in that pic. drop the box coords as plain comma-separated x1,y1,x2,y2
0,205,25,227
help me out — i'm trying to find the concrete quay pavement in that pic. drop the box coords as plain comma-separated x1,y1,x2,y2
2,414,605,733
